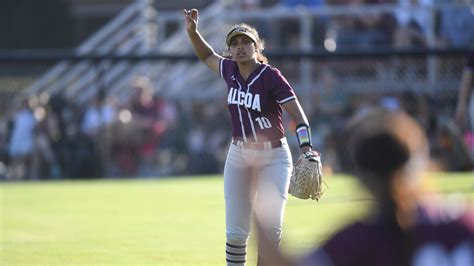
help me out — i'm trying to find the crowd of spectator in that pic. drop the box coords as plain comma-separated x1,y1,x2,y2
0,72,472,181
0,75,230,180
240,0,474,51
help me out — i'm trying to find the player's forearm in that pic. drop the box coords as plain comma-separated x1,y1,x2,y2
283,100,312,152
283,100,309,126
187,30,216,62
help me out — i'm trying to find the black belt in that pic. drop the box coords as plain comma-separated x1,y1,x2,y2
232,138,282,150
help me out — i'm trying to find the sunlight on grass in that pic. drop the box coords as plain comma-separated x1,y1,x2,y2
1,173,472,265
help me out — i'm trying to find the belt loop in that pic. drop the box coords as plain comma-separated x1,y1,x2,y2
264,142,271,150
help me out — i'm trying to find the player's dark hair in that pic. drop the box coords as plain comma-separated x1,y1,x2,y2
224,23,269,64
352,132,410,177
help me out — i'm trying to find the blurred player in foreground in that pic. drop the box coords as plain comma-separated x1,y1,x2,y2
183,8,321,266
257,109,474,266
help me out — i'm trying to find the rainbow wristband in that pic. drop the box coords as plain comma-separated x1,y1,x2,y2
296,123,312,148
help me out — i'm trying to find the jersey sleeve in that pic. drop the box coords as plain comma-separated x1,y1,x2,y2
219,58,235,80
270,67,296,105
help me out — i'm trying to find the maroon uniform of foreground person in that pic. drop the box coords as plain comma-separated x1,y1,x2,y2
255,109,473,266
298,109,474,266
301,207,474,266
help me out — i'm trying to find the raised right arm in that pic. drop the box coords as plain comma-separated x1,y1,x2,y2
183,9,222,74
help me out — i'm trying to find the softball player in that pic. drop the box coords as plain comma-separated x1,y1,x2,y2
184,9,318,266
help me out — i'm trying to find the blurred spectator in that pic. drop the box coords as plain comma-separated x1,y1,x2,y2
311,68,350,172
81,95,103,138
31,99,60,180
437,2,474,48
379,94,401,111
48,93,100,179
432,118,473,171
80,92,117,138
455,51,474,161
109,76,156,176
278,0,327,50
327,0,398,50
186,126,209,173
241,0,261,10
281,0,325,7
80,93,119,177
455,52,474,144
394,16,427,48
107,76,178,177
394,0,433,48
0,115,9,180
393,0,428,48
399,90,432,133
7,99,37,180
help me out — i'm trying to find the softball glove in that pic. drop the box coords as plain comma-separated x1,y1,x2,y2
288,151,325,201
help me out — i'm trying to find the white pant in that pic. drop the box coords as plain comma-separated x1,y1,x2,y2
223,138,292,265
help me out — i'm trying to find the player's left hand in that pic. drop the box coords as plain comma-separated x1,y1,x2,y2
288,150,326,201
300,146,312,153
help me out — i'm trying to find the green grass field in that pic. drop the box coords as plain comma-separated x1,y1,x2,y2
1,173,472,266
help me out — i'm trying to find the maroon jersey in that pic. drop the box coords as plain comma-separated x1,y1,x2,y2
219,58,296,142
301,206,474,266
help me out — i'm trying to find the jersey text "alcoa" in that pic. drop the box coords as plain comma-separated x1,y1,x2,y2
219,58,296,142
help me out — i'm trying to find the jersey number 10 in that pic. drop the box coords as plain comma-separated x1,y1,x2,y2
255,117,272,129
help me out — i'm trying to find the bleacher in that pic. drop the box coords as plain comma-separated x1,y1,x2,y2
17,0,472,109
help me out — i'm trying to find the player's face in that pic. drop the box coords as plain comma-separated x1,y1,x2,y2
228,35,257,63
